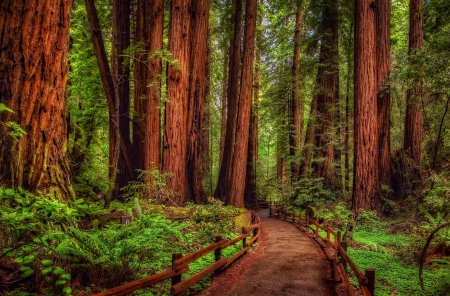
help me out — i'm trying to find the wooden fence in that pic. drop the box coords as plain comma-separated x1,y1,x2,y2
93,212,261,296
269,205,375,296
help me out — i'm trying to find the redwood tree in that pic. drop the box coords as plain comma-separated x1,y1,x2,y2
215,0,243,202
163,0,191,203
376,0,393,190
187,0,210,204
289,0,304,181
314,0,340,187
134,0,163,171
352,0,381,215
228,0,257,207
0,0,74,201
404,0,424,166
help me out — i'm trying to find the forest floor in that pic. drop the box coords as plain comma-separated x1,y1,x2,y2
196,208,347,296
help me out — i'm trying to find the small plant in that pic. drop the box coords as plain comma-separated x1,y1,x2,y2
0,103,27,142
121,169,181,206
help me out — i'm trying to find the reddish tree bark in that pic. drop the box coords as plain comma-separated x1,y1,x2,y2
228,0,257,207
0,0,74,201
376,0,393,190
163,0,191,203
404,0,424,166
112,0,134,198
202,29,212,193
187,0,210,204
352,0,381,215
245,0,262,205
215,0,243,201
84,0,135,202
134,0,163,171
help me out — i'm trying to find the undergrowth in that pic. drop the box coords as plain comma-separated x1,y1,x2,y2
0,187,250,295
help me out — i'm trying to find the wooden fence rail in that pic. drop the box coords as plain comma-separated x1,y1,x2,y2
93,212,261,296
269,204,375,296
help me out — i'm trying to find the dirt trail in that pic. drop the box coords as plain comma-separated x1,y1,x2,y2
197,208,345,296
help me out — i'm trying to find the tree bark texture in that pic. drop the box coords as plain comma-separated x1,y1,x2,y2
403,0,424,166
376,0,393,190
0,0,74,201
227,0,257,207
163,0,191,203
245,0,262,205
187,0,209,204
314,0,339,188
202,29,212,191
289,0,304,181
352,0,381,215
215,0,243,202
84,0,134,200
134,0,163,172
112,0,134,198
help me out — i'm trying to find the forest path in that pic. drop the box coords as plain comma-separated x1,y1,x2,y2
196,208,345,296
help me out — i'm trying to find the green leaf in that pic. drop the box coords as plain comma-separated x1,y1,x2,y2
41,259,53,266
41,267,53,275
21,269,34,278
61,273,71,280
63,287,72,294
55,279,67,285
53,267,65,275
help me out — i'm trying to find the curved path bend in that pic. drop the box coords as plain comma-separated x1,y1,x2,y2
197,208,346,296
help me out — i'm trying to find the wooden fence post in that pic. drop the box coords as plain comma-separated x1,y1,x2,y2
171,253,186,295
315,219,319,235
242,227,247,254
336,231,341,250
365,268,375,296
214,236,222,275
326,225,331,244
340,241,348,272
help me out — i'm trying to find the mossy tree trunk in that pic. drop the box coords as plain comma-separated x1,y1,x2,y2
0,0,74,201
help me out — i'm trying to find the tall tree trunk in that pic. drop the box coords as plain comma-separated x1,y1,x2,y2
112,0,133,199
227,0,257,207
302,92,318,177
215,0,243,202
0,0,74,201
84,0,135,201
163,0,191,203
187,0,209,204
203,28,212,194
314,0,340,188
404,0,424,166
352,0,380,215
245,0,262,205
219,54,228,165
376,0,393,191
289,0,304,182
134,0,163,172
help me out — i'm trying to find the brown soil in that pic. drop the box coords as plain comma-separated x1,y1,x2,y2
196,209,347,296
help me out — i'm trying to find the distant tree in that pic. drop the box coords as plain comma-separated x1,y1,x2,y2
0,0,74,201
245,0,263,205
313,0,340,188
289,0,304,181
404,0,424,166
